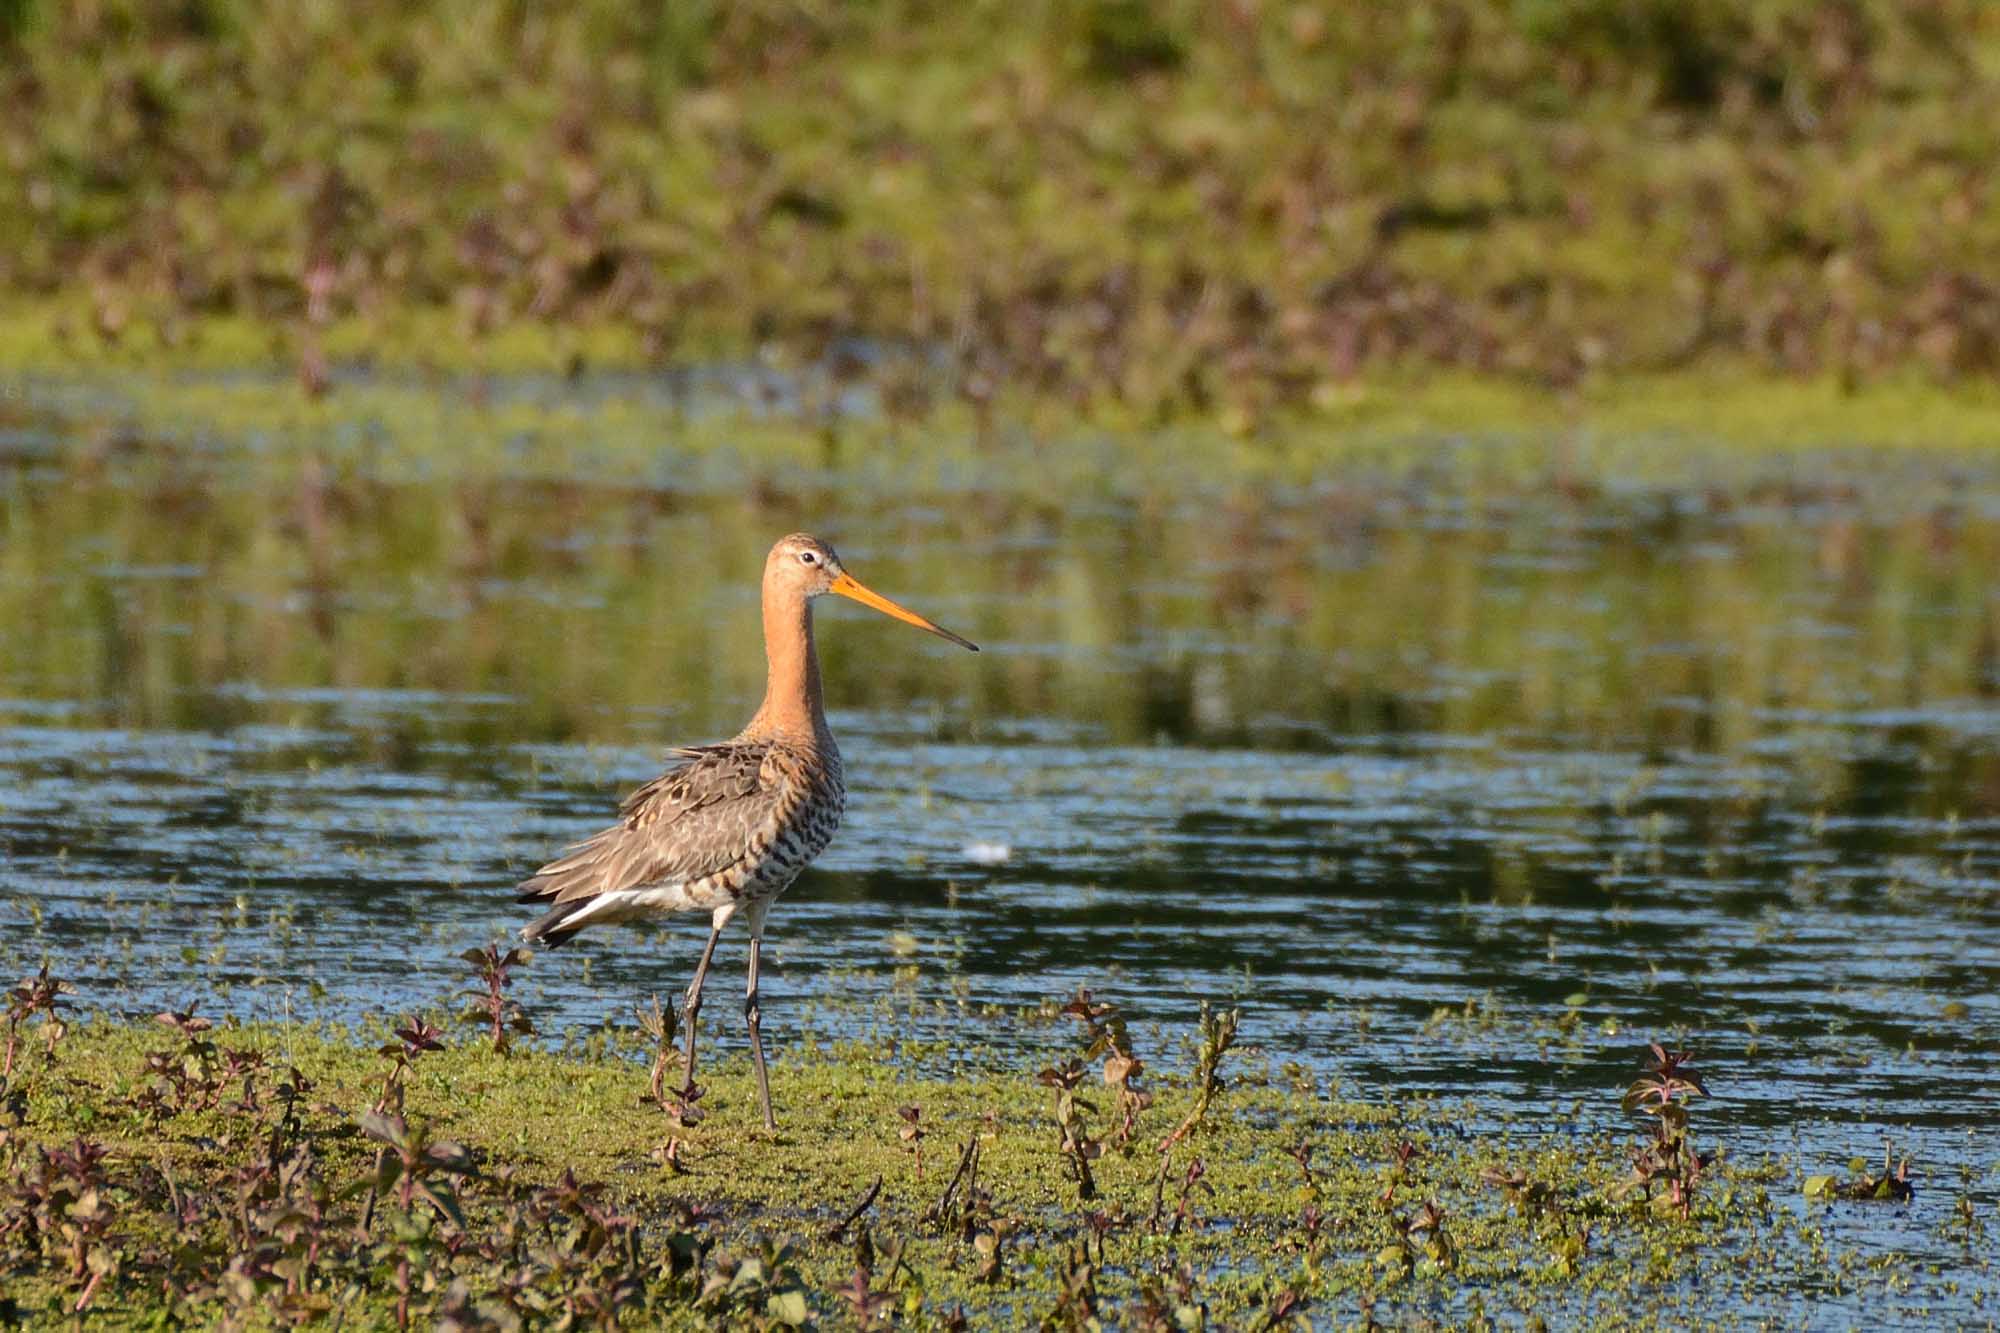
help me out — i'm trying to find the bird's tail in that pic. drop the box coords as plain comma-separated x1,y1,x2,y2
519,894,595,949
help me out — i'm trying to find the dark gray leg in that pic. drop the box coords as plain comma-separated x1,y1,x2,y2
681,925,722,1100
746,932,775,1129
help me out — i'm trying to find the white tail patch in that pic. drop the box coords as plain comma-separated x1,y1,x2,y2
560,884,707,930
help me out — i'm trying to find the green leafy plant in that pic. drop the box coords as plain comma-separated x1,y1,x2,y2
835,1226,899,1329
3,965,72,1077
374,1017,446,1115
1804,1146,1915,1203
1063,989,1151,1145
358,1110,475,1228
1044,1239,1102,1330
1036,1059,1102,1201
698,1234,814,1328
635,993,690,1116
895,1104,925,1179
1480,1165,1567,1223
134,1006,227,1117
1615,1043,1712,1218
1149,1154,1211,1237
459,945,534,1054
1160,1003,1238,1153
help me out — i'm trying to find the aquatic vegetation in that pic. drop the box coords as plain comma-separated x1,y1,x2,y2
359,1109,478,1328
697,1235,815,1328
634,992,686,1115
1942,1184,1986,1249
1806,1147,1917,1204
894,1104,926,1180
0,977,1984,1326
458,943,535,1055
1615,1043,1712,1219
1377,1196,1457,1279
1159,1001,1238,1153
5,1137,118,1312
1150,1152,1213,1241
1,965,70,1078
1479,1165,1567,1225
1036,1057,1103,1202
373,1016,447,1116
1062,988,1151,1146
832,1225,901,1329
133,1005,241,1119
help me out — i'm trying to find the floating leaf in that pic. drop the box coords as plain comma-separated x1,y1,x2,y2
766,1288,809,1326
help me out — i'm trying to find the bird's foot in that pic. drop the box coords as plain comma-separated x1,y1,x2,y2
650,1136,688,1174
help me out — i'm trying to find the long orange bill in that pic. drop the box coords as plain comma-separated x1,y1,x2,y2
830,571,979,651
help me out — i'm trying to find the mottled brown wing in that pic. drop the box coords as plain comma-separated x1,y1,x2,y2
516,743,777,906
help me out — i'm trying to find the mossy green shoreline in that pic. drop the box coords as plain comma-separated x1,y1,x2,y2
7,309,2000,506
0,1000,1893,1330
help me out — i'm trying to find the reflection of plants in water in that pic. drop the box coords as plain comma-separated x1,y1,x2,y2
7,429,2000,815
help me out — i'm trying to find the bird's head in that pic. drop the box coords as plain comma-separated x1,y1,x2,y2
764,533,978,651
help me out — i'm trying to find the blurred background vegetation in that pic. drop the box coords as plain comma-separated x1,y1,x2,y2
8,0,2000,424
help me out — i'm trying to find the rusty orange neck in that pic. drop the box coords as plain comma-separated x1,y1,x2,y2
746,582,827,743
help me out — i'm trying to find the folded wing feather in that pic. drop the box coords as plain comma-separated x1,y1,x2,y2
517,743,777,909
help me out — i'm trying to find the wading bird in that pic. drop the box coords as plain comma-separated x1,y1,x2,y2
517,533,977,1128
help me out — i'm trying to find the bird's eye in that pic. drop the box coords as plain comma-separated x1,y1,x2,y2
798,550,819,565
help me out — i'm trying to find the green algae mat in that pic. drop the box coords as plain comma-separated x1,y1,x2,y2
9,982,1965,1330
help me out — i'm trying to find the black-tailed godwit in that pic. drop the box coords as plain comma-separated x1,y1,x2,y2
518,533,976,1127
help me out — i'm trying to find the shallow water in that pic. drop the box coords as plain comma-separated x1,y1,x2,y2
1,382,1997,1318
